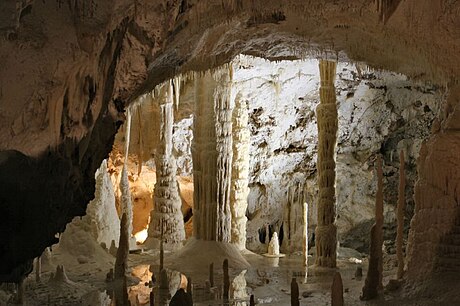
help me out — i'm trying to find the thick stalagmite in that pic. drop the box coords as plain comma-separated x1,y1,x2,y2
192,67,233,242
396,150,406,279
119,165,135,248
146,81,185,248
230,96,250,250
361,155,384,300
315,60,338,268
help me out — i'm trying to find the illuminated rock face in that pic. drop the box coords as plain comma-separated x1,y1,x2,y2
147,81,185,248
315,60,338,268
192,67,233,242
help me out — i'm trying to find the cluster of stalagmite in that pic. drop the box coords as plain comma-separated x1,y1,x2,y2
147,80,185,248
283,183,308,253
230,96,250,250
396,150,406,279
361,155,384,300
315,60,338,268
192,67,233,242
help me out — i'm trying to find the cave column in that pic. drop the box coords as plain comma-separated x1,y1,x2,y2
230,95,250,250
192,66,233,242
315,60,338,268
146,80,185,248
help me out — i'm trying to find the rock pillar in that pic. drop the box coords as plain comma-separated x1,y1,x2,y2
230,96,250,250
192,67,233,242
315,60,338,268
147,80,185,248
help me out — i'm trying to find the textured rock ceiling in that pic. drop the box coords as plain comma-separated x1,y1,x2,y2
0,0,459,281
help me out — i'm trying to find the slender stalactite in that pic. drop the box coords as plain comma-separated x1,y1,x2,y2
361,155,384,300
230,95,250,250
146,81,185,248
396,150,406,279
315,60,338,268
192,67,233,242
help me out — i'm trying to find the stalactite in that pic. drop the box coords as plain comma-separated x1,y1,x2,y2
303,201,309,269
147,80,185,248
361,155,384,300
396,150,406,279
137,106,143,176
192,67,233,242
315,60,338,268
124,108,132,164
230,96,250,250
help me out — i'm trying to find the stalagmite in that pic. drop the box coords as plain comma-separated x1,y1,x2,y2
120,165,135,248
149,291,154,306
230,96,250,250
147,80,185,249
268,232,280,255
315,60,338,268
223,259,230,300
291,278,299,306
115,213,129,279
35,256,41,282
361,155,384,300
231,270,248,300
192,67,233,242
250,294,255,306
396,150,406,279
303,201,309,268
187,276,192,298
331,272,344,306
209,263,214,287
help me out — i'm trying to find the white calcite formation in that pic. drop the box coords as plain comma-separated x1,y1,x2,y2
192,66,233,242
231,269,248,303
230,96,250,250
146,81,185,248
315,60,338,268
268,232,280,255
58,160,120,257
119,165,136,249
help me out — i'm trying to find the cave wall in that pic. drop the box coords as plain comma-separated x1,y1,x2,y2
0,0,459,283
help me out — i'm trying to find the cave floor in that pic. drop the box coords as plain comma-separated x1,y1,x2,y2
0,245,448,305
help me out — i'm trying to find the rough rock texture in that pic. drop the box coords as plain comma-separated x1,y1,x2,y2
396,150,406,279
315,60,338,268
0,0,459,286
406,88,460,286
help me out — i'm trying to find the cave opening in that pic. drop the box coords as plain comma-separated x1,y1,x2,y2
1,1,459,305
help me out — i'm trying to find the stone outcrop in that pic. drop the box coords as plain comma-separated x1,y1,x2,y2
315,60,338,268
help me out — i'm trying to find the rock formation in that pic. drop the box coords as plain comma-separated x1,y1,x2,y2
291,277,299,306
231,270,248,300
331,272,344,306
115,214,129,279
223,259,230,300
147,80,185,249
303,201,309,268
192,67,233,242
396,150,406,279
209,263,214,287
361,155,384,300
119,165,136,248
268,232,280,255
35,256,41,283
315,60,338,268
231,96,250,250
